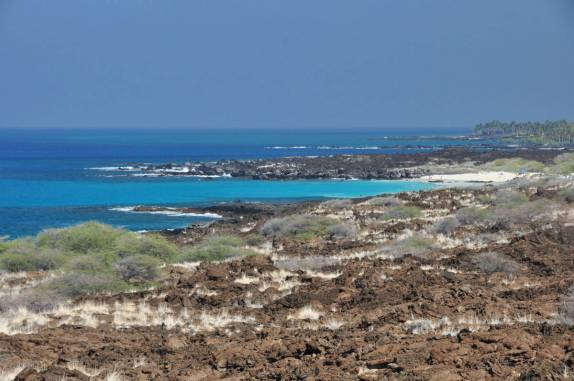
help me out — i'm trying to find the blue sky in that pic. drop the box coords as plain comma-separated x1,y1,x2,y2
0,0,573,129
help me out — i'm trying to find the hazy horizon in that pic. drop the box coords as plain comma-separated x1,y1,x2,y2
1,0,573,129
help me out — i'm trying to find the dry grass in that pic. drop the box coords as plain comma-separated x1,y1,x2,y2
288,305,323,321
0,364,26,381
0,299,256,335
406,313,543,337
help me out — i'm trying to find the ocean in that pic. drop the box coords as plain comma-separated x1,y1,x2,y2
0,127,485,237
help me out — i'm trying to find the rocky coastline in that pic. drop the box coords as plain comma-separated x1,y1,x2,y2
113,148,566,180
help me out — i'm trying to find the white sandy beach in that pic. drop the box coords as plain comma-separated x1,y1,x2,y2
421,171,523,183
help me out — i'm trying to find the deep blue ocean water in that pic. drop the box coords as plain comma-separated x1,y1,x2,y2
0,128,485,237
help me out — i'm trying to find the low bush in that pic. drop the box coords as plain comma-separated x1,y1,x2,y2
473,252,520,275
0,241,66,272
327,222,359,240
560,288,574,323
260,214,338,239
114,255,162,283
65,255,110,274
114,234,179,262
489,199,551,228
557,187,574,203
0,222,180,272
551,153,574,174
431,216,461,234
36,222,123,254
47,273,128,298
379,234,436,258
178,235,258,262
380,206,422,221
0,288,63,313
492,189,529,207
0,223,179,297
455,207,489,225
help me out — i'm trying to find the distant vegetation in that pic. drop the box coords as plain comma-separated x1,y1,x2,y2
474,120,574,146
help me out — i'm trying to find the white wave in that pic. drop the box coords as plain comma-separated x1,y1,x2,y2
130,173,163,177
264,146,310,149
110,206,222,218
265,145,386,150
130,172,231,178
185,174,232,178
88,166,139,171
318,145,381,150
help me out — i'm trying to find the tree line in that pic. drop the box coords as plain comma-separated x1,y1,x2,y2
474,120,574,145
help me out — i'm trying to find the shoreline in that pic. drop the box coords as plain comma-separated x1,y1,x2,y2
89,147,569,181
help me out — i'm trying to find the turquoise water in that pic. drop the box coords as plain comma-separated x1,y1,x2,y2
0,128,481,237
0,178,434,208
0,178,435,238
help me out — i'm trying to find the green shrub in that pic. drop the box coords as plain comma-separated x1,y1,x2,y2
178,235,258,262
114,255,162,283
64,255,111,274
0,241,66,272
260,214,338,239
36,222,123,253
0,253,40,272
551,153,574,174
113,234,179,262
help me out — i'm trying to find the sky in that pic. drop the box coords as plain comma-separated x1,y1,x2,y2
0,0,573,129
